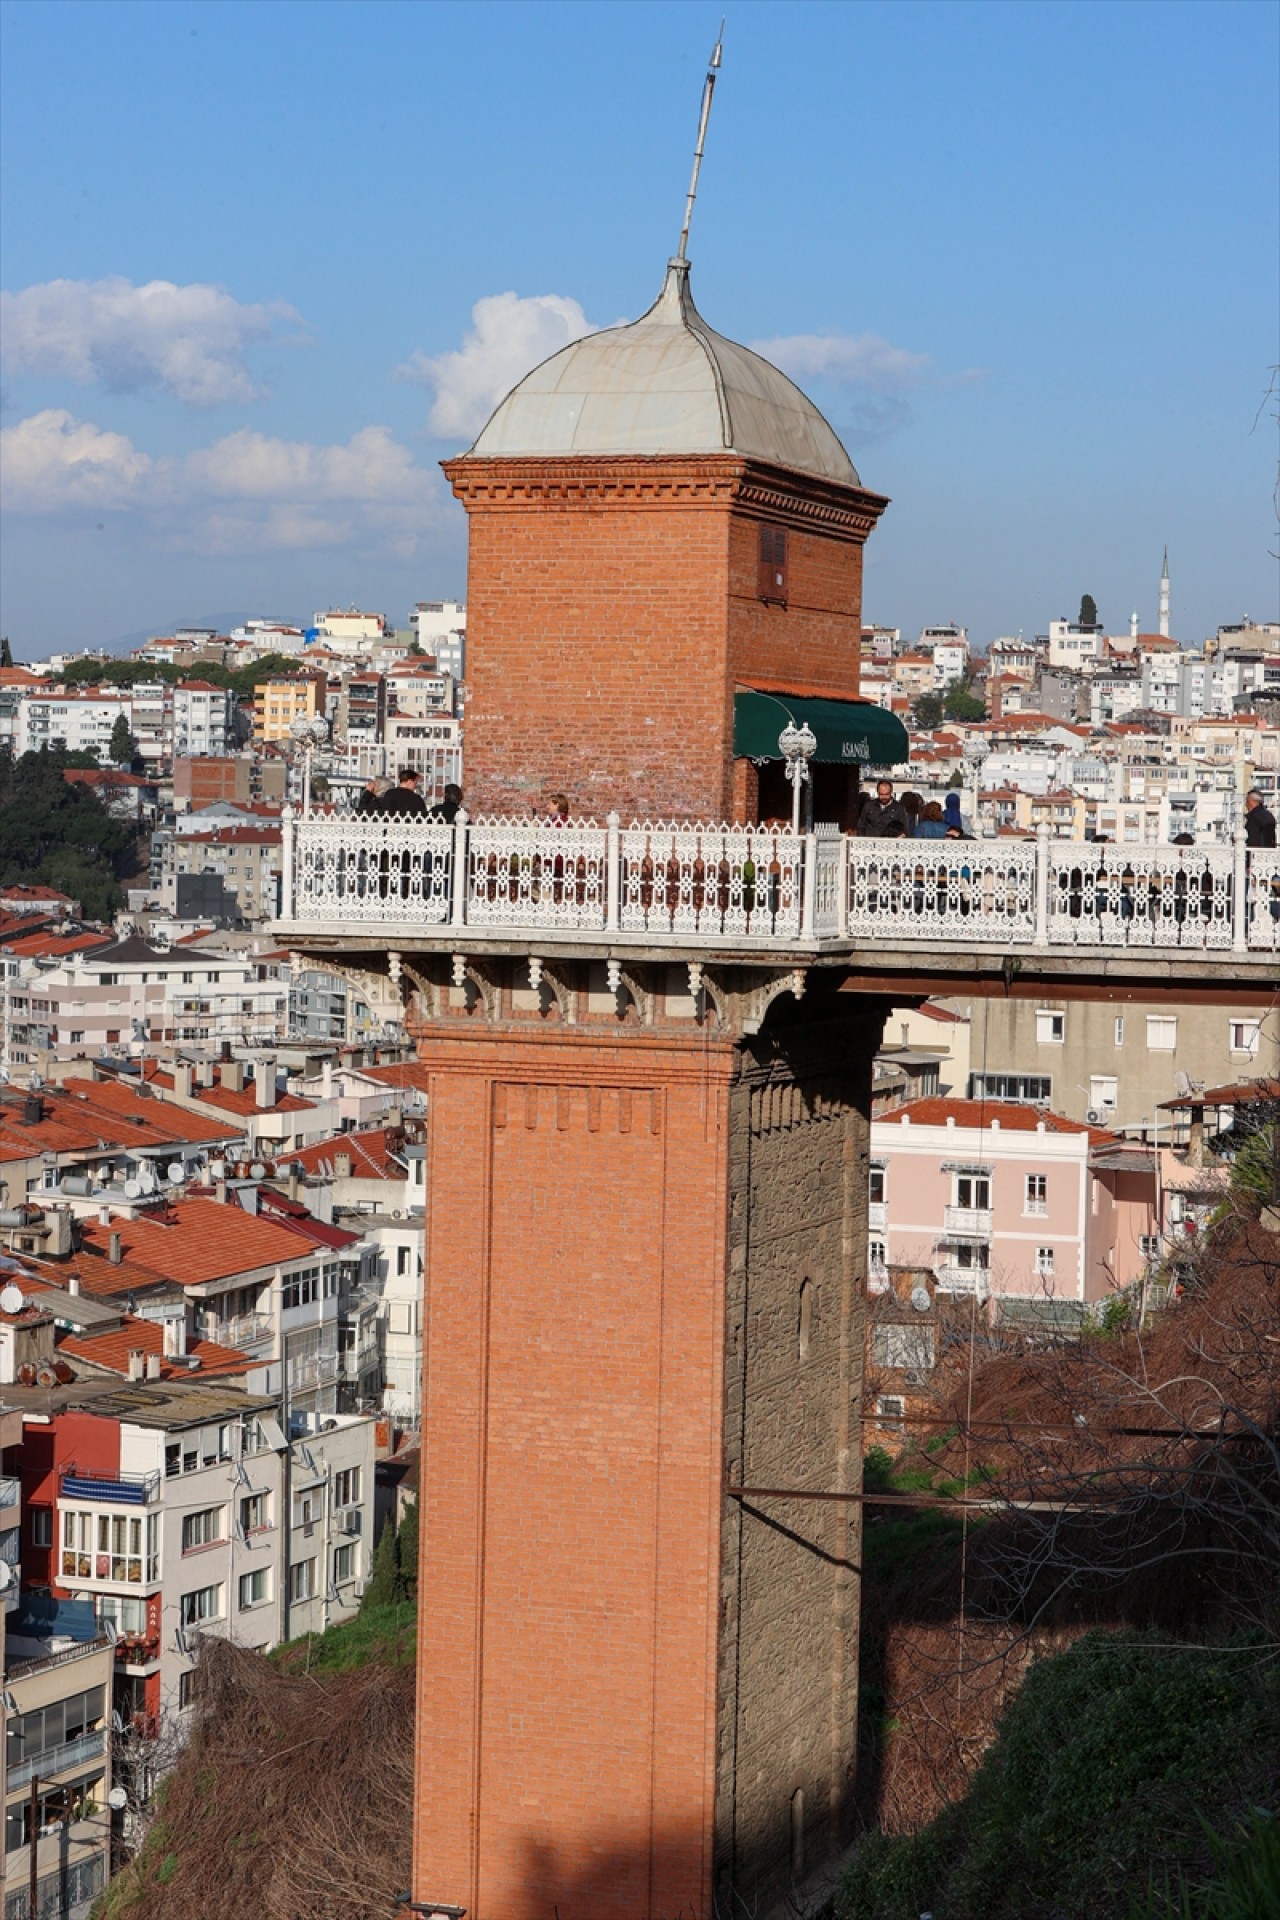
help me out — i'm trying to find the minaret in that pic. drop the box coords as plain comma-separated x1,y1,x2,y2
1159,547,1170,638
1129,609,1139,642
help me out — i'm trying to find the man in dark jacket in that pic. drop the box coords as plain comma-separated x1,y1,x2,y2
1245,789,1276,848
376,768,429,819
856,779,912,837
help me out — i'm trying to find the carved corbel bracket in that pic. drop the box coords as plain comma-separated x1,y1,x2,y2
740,967,810,1036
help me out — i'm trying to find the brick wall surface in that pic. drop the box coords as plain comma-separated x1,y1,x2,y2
411,1019,736,1920
444,456,885,824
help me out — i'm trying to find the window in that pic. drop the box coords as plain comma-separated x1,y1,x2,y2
1035,1010,1065,1045
868,1166,886,1206
1089,1075,1118,1114
955,1172,990,1211
396,1246,411,1277
868,1238,887,1275
1025,1174,1047,1215
289,1558,316,1603
797,1278,813,1361
30,1505,52,1548
875,1395,906,1430
179,1584,222,1626
1036,1247,1055,1277
1114,1016,1125,1047
757,525,788,602
967,1073,1052,1104
1146,1015,1177,1051
1139,1234,1160,1258
240,1493,269,1534
333,1542,357,1586
238,1568,269,1610
871,1324,935,1372
181,1507,224,1554
333,1466,361,1509
178,1669,197,1711
953,1242,989,1272
1230,1019,1261,1057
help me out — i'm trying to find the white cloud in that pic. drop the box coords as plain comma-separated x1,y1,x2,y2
399,291,602,440
1,411,440,557
0,408,156,511
0,276,301,406
749,330,934,392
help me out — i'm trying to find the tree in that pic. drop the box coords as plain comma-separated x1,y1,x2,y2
942,680,986,723
1079,593,1098,628
109,713,139,766
0,637,11,668
913,692,944,730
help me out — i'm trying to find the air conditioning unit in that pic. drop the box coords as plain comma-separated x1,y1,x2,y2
1086,1109,1103,1125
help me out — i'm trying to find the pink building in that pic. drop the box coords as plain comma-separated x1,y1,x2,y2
870,1099,1157,1308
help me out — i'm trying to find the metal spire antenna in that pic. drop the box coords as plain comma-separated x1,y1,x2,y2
676,22,725,262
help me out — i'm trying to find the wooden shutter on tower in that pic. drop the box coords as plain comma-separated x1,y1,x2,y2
757,526,788,603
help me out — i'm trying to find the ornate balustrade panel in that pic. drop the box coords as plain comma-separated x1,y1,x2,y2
464,818,608,929
1243,849,1280,951
618,823,805,938
1044,844,1236,950
293,816,454,925
845,842,1038,944
810,826,844,937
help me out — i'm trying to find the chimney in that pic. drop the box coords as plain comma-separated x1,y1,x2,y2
145,1353,162,1380
127,1349,145,1381
163,1317,186,1357
322,1059,333,1097
109,1231,123,1265
215,1180,227,1205
256,1058,275,1110
222,1061,245,1094
173,1064,194,1100
68,1276,80,1296
23,1094,41,1125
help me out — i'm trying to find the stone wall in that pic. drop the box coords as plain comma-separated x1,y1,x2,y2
717,1010,876,1912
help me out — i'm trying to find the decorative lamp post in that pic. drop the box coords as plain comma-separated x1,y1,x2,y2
288,713,329,816
961,734,986,837
778,720,818,835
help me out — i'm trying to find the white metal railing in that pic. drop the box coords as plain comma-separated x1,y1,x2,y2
278,811,1279,958
867,1201,887,1231
934,1265,991,1297
943,1206,993,1237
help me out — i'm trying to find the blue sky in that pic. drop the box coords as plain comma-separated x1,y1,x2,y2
1,0,1276,657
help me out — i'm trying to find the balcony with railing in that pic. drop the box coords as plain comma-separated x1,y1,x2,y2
867,1201,887,1232
934,1265,991,1297
7,1726,106,1794
0,1473,21,1516
195,1308,272,1349
59,1465,160,1506
943,1205,993,1238
276,809,1279,965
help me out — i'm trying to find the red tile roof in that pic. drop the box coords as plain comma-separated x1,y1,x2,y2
877,1098,1115,1142
286,1127,406,1180
59,1314,251,1379
78,1196,323,1285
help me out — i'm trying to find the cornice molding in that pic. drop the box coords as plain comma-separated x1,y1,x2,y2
442,453,889,539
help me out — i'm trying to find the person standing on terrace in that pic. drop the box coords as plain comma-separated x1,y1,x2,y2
856,779,911,837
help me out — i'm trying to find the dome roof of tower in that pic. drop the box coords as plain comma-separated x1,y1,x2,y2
469,260,860,487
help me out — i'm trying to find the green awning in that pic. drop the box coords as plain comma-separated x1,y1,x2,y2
733,689,909,769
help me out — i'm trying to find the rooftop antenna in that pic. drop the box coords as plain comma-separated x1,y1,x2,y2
676,21,725,262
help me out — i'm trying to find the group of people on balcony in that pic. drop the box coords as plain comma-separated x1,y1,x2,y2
854,780,971,840
357,768,463,823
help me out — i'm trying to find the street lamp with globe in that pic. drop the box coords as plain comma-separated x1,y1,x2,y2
961,733,986,836
778,720,818,834
288,713,330,815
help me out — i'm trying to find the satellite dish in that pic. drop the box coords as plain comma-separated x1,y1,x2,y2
1173,1070,1191,1096
250,1163,266,1181
108,1786,129,1812
124,1179,142,1199
167,1162,184,1184
0,1283,25,1315
911,1286,931,1314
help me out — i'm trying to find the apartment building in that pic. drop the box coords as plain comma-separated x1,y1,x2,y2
156,824,283,924
252,678,322,745
869,1099,1157,1313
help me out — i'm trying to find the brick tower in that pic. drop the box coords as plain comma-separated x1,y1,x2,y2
406,260,893,1920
